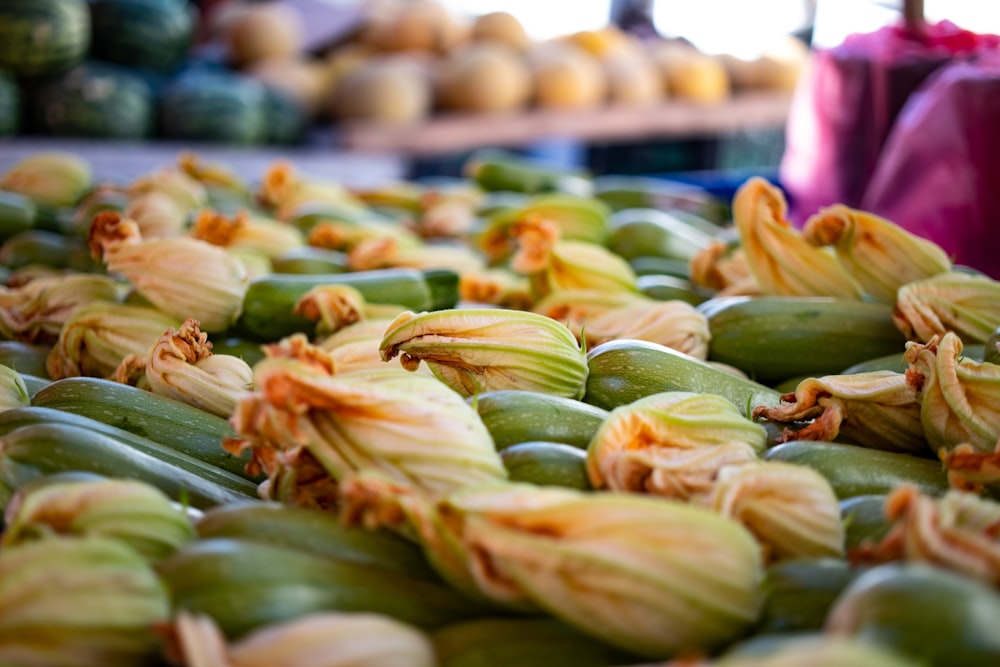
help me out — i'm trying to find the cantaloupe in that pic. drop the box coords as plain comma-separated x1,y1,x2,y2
331,57,432,124
652,41,729,104
529,43,606,109
360,0,464,54
603,50,662,106
437,43,531,113
246,57,328,118
470,11,529,51
226,2,303,67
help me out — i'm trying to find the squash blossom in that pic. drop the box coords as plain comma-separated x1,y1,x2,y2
339,476,764,660
587,391,766,500
171,611,436,667
732,178,862,299
893,271,1000,344
0,536,171,667
802,204,951,304
378,308,589,399
227,338,506,507
88,211,249,333
0,273,126,344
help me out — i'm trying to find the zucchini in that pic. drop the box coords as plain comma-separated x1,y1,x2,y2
699,296,909,385
840,494,892,551
0,229,72,269
0,190,37,240
30,376,255,480
500,441,592,490
763,440,949,499
0,341,52,377
842,343,985,375
636,273,710,305
471,389,608,450
0,422,257,509
236,267,460,341
757,558,864,634
270,246,349,275
826,563,1000,666
583,339,782,413
466,151,592,196
606,207,714,263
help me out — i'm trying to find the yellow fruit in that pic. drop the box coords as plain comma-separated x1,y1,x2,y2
653,42,729,104
604,51,662,106
246,58,329,118
227,2,303,66
437,43,532,113
331,58,432,124
530,43,606,109
361,0,464,54
471,11,530,50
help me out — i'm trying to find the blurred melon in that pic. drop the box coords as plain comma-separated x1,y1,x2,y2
651,41,729,104
567,26,636,61
359,0,465,54
246,57,328,118
331,56,432,124
603,50,662,106
437,42,531,113
721,37,809,92
226,1,303,67
470,11,530,51
529,43,606,109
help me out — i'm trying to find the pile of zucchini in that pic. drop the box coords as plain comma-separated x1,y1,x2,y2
0,148,998,667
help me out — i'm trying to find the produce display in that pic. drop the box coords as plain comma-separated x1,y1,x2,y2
0,146,1000,667
0,0,808,145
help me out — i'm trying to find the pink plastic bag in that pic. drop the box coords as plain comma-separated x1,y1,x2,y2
861,52,1000,278
780,21,998,224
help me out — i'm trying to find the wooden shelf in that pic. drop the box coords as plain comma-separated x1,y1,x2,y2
336,92,793,157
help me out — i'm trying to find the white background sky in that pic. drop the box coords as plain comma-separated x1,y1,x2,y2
440,0,1000,58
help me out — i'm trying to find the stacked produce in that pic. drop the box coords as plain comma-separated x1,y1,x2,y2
0,148,1000,666
0,0,807,144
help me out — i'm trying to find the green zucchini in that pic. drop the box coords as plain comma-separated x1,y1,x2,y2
471,389,608,450
0,422,257,509
840,494,892,551
636,273,710,305
30,376,255,480
826,563,1000,666
500,441,592,490
465,151,592,196
583,339,782,413
606,207,714,262
207,336,266,367
18,373,50,396
757,558,864,634
270,246,349,275
763,440,949,499
194,501,438,580
433,617,639,667
0,229,72,269
0,190,37,240
236,267,460,341
842,343,985,375
699,296,909,385
0,341,52,377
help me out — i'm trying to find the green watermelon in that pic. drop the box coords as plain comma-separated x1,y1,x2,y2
159,69,267,145
26,62,155,139
0,71,21,135
89,0,199,74
0,0,90,78
262,86,307,145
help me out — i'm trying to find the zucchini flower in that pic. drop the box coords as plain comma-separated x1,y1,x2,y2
414,189,480,239
118,318,253,418
177,151,252,203
459,267,534,309
751,371,928,455
89,211,249,333
586,391,766,499
72,186,130,237
510,215,638,298
123,191,188,239
803,204,952,304
904,332,1000,454
0,151,92,208
294,285,403,338
1,477,196,563
317,319,436,376
307,218,422,254
732,178,862,299
532,288,647,335
190,208,306,260
893,271,1000,343
226,345,507,506
582,299,712,360
340,477,764,659
170,611,436,667
0,273,126,344
850,485,1000,586
378,308,589,399
704,460,845,564
128,167,208,213
689,240,760,297
0,363,29,411
46,301,181,380
257,160,364,220
0,535,171,667
347,236,486,277
646,635,923,666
